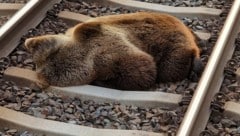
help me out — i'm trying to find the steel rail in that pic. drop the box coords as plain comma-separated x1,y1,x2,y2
0,0,60,58
177,0,240,135
0,0,40,39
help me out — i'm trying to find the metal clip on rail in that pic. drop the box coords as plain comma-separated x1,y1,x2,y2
177,0,240,135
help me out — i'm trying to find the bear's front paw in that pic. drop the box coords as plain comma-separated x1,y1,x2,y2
35,73,50,89
35,81,50,90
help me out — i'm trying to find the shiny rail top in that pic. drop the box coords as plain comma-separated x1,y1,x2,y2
0,0,40,38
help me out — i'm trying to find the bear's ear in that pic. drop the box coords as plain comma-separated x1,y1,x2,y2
73,22,101,40
24,35,57,54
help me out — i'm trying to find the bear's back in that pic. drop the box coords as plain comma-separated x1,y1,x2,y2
85,12,200,58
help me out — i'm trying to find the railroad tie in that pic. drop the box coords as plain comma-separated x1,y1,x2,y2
0,106,164,136
224,101,240,120
0,3,24,16
3,67,182,109
88,0,222,18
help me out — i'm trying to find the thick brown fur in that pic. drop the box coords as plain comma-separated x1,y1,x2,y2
25,12,202,90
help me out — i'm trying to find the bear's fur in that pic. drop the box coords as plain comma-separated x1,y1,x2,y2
25,12,203,90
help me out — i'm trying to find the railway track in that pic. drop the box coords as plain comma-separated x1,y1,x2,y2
0,0,239,136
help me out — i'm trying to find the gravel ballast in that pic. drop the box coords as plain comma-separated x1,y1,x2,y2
0,0,235,135
0,127,34,136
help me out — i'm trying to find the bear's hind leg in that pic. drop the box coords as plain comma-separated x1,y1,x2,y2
156,47,197,82
112,52,157,90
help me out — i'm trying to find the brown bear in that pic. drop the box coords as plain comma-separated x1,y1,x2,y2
25,11,203,90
